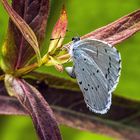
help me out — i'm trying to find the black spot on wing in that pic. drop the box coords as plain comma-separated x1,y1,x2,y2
107,68,110,74
119,60,121,64
95,87,98,91
109,56,111,61
109,62,111,68
84,88,88,91
118,67,121,71
96,69,99,73
105,49,107,53
105,74,108,79
116,50,119,54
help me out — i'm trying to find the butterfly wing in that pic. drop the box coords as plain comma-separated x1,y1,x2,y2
72,39,121,114
75,39,121,92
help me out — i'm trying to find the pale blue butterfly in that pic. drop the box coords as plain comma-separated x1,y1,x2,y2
65,37,121,114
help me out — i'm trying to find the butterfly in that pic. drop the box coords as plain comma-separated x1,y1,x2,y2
65,37,121,114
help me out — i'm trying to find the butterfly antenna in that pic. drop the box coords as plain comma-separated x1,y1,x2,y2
76,32,80,38
67,29,80,40
50,29,70,40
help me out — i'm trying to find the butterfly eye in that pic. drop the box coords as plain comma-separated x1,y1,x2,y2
72,37,75,41
72,37,80,42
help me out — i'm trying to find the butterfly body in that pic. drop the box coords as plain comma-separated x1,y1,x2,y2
66,38,121,114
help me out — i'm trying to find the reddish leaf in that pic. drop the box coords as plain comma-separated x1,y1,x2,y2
2,0,50,71
0,95,26,115
0,71,140,139
1,0,41,64
1,75,140,140
5,75,62,140
51,6,67,39
82,9,140,45
48,6,68,54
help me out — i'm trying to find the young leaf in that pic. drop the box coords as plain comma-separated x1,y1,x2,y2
48,6,67,54
1,0,50,71
82,9,140,45
4,74,62,140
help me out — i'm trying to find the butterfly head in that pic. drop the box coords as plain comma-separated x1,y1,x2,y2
72,37,80,42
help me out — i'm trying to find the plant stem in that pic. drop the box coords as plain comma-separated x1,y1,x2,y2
15,63,39,77
15,54,50,77
0,74,5,80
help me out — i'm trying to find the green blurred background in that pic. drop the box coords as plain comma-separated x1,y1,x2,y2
0,0,140,140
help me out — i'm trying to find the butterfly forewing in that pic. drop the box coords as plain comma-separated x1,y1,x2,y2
76,39,121,92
